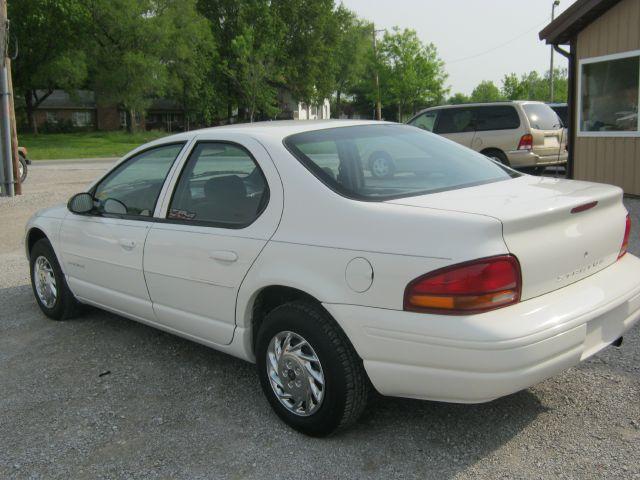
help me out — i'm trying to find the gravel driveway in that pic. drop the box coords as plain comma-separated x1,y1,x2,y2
1,162,639,479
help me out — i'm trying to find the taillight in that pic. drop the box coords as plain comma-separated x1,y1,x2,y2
517,134,533,151
618,214,631,259
404,255,521,315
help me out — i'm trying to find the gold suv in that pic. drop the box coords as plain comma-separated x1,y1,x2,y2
408,101,567,172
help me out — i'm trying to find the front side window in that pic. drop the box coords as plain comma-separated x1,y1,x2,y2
168,142,268,227
93,143,184,217
285,125,518,201
522,103,562,131
434,108,474,134
580,53,639,134
474,106,520,131
409,111,438,132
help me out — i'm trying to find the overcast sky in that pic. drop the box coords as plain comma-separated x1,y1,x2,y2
340,0,577,95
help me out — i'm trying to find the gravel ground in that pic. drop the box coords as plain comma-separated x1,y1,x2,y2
1,163,639,480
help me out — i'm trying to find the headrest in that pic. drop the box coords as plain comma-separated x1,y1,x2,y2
204,175,247,203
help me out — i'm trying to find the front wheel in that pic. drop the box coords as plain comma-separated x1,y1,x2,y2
30,238,80,320
255,301,369,436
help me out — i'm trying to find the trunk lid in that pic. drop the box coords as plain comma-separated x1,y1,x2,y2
387,176,627,300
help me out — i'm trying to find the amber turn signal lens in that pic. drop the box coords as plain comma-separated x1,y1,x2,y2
404,255,521,315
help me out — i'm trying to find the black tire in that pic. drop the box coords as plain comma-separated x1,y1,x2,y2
18,153,28,183
369,151,395,179
256,301,369,436
483,149,509,166
29,238,80,320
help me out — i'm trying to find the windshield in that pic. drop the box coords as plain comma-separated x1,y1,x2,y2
284,124,518,201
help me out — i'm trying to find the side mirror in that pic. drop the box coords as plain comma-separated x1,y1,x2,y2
67,192,95,214
103,198,127,215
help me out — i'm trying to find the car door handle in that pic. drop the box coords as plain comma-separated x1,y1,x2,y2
119,239,136,251
209,250,238,262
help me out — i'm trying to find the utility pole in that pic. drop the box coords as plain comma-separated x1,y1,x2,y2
549,0,560,103
372,24,384,121
0,0,18,196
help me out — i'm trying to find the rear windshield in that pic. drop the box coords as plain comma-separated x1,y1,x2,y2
284,124,519,201
522,103,562,130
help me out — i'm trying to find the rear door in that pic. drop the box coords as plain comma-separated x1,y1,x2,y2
143,134,283,345
522,103,564,162
433,107,476,147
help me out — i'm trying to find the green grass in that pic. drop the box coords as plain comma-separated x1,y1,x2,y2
19,130,169,160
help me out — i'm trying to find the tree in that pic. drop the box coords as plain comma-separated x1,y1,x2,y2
227,27,279,122
378,27,447,121
448,92,470,105
501,69,568,102
273,0,341,108
331,6,372,118
87,0,213,132
161,0,216,128
9,0,89,133
470,80,503,103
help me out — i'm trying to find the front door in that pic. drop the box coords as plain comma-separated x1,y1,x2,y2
59,143,187,320
143,136,283,345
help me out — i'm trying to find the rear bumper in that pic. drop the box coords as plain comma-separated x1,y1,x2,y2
324,254,640,403
506,150,568,168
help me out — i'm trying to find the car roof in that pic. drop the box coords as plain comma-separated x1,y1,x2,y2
157,119,389,144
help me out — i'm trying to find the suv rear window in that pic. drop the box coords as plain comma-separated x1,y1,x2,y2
284,124,518,201
474,106,520,131
522,103,562,130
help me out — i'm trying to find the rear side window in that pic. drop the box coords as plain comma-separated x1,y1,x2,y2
168,142,268,228
434,108,475,134
474,106,520,131
522,103,562,130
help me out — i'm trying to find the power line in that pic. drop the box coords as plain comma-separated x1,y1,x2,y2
446,17,549,65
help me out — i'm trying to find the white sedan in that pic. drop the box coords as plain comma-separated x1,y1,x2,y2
26,120,640,436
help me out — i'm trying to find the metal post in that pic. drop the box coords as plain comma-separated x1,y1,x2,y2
1,64,14,196
549,1,560,102
372,25,383,121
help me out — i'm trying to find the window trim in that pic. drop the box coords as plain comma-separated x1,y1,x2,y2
577,49,640,138
161,140,271,230
86,141,187,221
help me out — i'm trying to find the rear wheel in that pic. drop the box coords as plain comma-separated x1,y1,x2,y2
256,301,369,436
30,238,80,320
483,149,509,166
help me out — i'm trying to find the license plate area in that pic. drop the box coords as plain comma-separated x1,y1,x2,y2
581,292,640,360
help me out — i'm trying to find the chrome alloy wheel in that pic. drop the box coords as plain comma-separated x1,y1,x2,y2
371,157,391,178
266,331,325,416
33,256,57,308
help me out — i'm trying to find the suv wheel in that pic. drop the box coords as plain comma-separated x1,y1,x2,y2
483,149,509,166
255,301,369,436
369,152,395,179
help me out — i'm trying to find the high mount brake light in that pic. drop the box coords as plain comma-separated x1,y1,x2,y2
404,255,522,315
